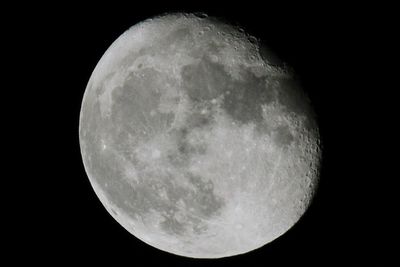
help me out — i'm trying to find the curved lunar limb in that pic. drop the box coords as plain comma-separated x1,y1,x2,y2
79,13,321,258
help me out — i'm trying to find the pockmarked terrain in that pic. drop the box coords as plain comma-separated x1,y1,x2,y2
79,13,321,258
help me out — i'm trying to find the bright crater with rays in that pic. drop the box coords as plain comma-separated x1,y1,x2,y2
79,13,321,258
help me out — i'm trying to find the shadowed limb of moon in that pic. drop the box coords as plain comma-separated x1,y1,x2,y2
79,13,321,258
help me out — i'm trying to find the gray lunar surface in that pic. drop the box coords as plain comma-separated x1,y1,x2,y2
79,13,321,258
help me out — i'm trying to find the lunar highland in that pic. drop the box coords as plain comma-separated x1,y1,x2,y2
79,13,321,258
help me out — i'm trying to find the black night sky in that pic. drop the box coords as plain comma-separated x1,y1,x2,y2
9,2,387,266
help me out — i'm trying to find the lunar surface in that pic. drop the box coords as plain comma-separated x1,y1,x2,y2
79,13,321,258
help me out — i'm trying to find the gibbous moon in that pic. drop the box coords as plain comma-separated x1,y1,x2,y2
79,13,321,258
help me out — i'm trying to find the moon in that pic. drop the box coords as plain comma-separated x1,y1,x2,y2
79,13,321,258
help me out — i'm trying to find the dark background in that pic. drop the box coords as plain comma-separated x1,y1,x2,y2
9,2,386,265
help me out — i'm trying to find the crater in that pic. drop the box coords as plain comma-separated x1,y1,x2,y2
110,207,118,216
